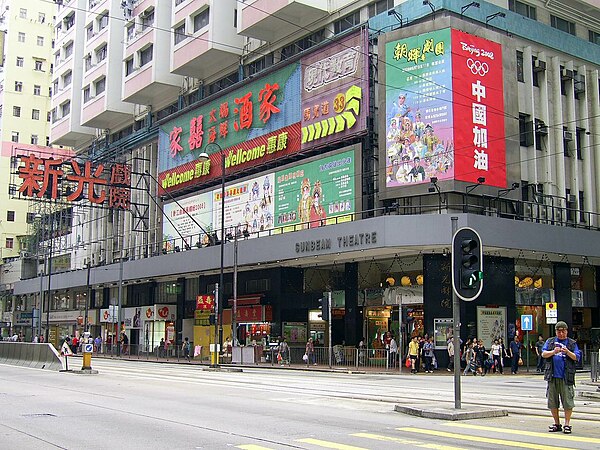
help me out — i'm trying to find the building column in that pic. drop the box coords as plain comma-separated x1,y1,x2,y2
553,263,572,327
176,277,186,347
344,262,360,346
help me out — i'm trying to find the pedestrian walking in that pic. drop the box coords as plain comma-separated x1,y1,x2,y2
475,340,488,376
423,336,434,373
462,342,476,376
278,337,290,365
541,321,581,434
94,335,102,353
490,339,502,374
305,337,316,366
182,337,191,362
447,337,454,371
509,336,522,374
388,334,398,368
408,336,419,374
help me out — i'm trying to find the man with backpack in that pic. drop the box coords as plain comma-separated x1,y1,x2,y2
541,321,581,435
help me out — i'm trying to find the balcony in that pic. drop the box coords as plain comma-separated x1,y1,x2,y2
171,0,242,78
239,0,329,42
50,115,95,148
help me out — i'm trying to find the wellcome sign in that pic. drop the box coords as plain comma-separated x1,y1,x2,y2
158,30,369,194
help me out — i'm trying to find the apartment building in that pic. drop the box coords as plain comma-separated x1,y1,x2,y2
0,0,63,334
6,1,600,360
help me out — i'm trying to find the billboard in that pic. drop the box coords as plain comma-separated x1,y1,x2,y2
162,149,356,242
158,30,368,194
383,28,505,189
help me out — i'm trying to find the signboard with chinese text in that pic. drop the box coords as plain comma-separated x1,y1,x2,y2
476,306,506,348
301,30,369,148
196,295,215,311
384,28,454,187
16,154,132,209
382,28,506,189
451,29,505,186
236,305,263,322
158,30,369,195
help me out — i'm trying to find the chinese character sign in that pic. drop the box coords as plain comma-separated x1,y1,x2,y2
384,28,455,187
451,29,506,187
16,155,131,209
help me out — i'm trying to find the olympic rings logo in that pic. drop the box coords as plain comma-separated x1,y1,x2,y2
467,58,489,76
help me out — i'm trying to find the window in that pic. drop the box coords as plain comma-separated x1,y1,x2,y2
7,211,15,222
590,30,600,45
83,86,91,102
508,0,536,20
97,12,109,31
95,77,106,95
47,111,51,122
141,9,154,31
39,13,45,23
96,45,107,63
15,81,23,92
53,80,58,94
37,36,44,46
19,8,27,19
31,134,38,145
46,136,50,146
126,24,134,41
575,128,584,160
61,101,71,117
534,119,545,151
245,54,273,77
18,32,25,43
551,15,575,35
84,54,92,71
563,127,571,157
516,50,524,82
86,25,94,41
33,85,41,95
11,132,19,142
174,23,186,45
26,212,35,224
369,0,394,18
65,42,73,58
13,106,21,117
334,11,360,34
233,8,237,28
32,109,40,120
125,58,134,76
140,45,153,66
6,238,14,249
62,71,72,87
16,57,23,67
34,60,43,71
531,56,539,87
281,29,325,60
193,8,209,32
579,191,585,222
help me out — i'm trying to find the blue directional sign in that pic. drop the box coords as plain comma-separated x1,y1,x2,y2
521,314,533,331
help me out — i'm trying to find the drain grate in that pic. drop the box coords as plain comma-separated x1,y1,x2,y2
21,413,57,418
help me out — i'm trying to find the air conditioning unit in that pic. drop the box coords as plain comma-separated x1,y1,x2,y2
574,73,585,95
535,120,548,135
561,68,573,80
533,59,546,72
563,130,573,141
567,194,577,204
20,251,30,258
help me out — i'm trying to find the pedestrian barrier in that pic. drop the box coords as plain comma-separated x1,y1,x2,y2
591,350,599,383
0,342,62,371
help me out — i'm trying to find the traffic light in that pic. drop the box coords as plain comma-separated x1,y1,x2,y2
452,227,483,301
318,296,329,321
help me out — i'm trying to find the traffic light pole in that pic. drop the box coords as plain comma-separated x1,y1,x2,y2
451,217,461,409
328,291,332,368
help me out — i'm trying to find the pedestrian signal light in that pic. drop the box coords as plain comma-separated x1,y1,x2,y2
318,296,329,321
452,227,483,301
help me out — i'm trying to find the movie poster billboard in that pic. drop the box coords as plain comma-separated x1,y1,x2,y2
212,173,276,236
383,28,506,189
451,29,505,186
301,30,369,148
385,28,454,187
274,150,355,231
163,192,213,248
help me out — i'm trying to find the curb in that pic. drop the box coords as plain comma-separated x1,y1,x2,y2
394,403,508,420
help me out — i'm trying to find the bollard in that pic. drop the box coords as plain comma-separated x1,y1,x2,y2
82,342,93,370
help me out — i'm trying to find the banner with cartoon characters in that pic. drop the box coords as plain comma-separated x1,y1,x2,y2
383,28,505,188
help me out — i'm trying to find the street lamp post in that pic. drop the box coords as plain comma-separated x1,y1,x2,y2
199,144,226,367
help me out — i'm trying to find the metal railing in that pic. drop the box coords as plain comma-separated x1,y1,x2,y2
592,350,599,383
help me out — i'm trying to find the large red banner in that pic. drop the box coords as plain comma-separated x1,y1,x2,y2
451,29,506,187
